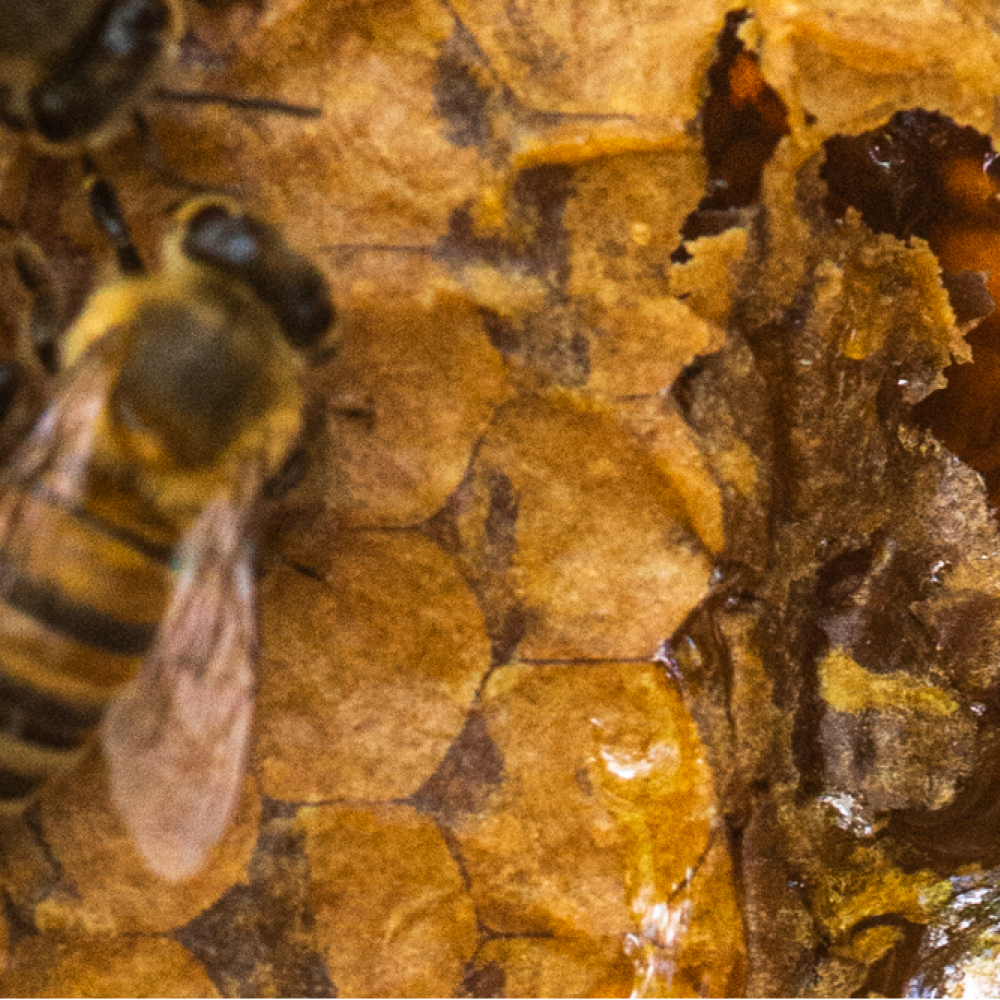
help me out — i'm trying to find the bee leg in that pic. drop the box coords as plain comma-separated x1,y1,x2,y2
11,240,62,375
0,218,60,374
328,391,377,430
81,156,145,277
133,112,237,197
264,444,309,498
0,362,20,427
133,112,199,191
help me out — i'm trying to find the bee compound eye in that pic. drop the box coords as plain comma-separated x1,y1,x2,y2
103,0,171,57
183,205,261,270
182,205,334,349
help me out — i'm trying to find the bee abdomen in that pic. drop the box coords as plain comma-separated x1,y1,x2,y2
0,729,84,807
4,569,159,657
0,669,104,747
0,493,173,805
0,671,101,807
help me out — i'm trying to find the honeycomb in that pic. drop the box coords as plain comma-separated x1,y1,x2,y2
1,0,1000,996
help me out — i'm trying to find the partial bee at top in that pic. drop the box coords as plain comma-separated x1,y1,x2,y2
0,0,323,378
0,0,182,151
0,0,317,160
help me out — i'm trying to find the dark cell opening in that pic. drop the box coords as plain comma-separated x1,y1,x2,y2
821,109,995,241
674,10,790,255
821,110,1000,506
698,11,790,209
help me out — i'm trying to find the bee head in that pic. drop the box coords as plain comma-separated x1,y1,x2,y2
178,200,334,351
30,0,177,146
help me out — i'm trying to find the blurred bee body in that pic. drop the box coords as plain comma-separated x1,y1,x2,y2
0,198,332,878
0,479,170,809
0,0,182,152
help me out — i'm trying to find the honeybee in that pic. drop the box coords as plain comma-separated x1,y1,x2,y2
0,0,317,179
0,0,183,151
0,196,333,879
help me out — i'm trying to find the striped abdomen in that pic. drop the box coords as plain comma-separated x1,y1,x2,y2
0,487,173,810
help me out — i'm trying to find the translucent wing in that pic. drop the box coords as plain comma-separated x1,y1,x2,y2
0,347,110,567
101,461,264,881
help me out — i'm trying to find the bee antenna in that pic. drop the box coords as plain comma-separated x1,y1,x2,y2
82,156,146,277
152,87,322,119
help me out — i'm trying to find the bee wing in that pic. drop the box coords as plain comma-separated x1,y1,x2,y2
101,462,264,881
0,346,109,555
